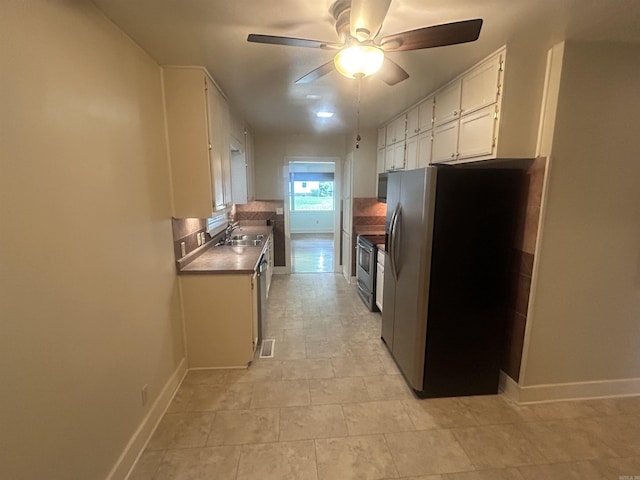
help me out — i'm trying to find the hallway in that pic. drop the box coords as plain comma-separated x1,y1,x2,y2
130,274,640,479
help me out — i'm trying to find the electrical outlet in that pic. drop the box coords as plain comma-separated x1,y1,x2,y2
276,207,284,215
141,384,148,407
196,233,202,247
180,242,186,257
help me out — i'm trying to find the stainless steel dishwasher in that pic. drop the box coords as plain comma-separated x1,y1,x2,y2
256,253,269,341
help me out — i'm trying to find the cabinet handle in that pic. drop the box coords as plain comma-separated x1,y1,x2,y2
453,111,458,117
450,153,455,158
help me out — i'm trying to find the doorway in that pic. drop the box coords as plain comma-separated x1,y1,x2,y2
284,158,341,274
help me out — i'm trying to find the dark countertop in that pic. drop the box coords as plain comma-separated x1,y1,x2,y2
178,225,273,275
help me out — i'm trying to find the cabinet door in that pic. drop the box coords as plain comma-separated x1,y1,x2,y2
393,115,406,145
163,68,214,218
231,149,248,204
377,127,386,149
377,148,385,175
392,142,405,170
384,145,394,171
342,231,351,283
418,96,434,132
245,130,255,202
461,54,502,116
405,135,418,170
434,80,462,127
417,130,432,167
458,105,497,160
406,106,419,138
251,272,258,352
432,121,459,163
220,98,233,208
376,261,384,312
205,76,226,211
385,123,394,146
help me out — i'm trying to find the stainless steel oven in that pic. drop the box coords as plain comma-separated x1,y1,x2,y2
356,235,378,311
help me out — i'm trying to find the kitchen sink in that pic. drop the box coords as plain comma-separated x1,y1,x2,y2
230,233,264,241
228,239,262,247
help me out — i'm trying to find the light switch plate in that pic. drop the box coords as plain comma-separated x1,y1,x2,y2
180,242,186,257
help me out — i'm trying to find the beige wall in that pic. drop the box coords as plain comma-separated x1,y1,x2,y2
253,133,347,199
348,128,378,198
522,42,640,386
0,1,183,479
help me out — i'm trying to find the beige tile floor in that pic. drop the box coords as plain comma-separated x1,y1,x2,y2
130,273,640,480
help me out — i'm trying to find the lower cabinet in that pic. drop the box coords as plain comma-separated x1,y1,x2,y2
180,273,258,368
375,249,385,312
342,231,351,282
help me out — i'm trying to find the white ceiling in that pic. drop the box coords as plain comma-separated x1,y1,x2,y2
92,0,640,135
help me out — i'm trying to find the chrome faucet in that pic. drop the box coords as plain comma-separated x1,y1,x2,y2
225,222,240,243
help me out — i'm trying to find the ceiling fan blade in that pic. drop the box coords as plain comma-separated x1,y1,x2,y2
350,0,392,41
247,34,341,49
380,19,483,51
295,60,336,84
377,57,409,86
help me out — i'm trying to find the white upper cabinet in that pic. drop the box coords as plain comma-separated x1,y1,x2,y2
407,106,419,138
163,66,231,218
434,80,462,127
405,135,418,170
377,46,519,167
405,130,432,170
432,121,459,163
205,80,230,211
386,114,406,145
460,53,502,116
458,105,497,159
377,127,386,150
377,148,385,174
417,130,432,168
384,142,405,171
418,96,434,132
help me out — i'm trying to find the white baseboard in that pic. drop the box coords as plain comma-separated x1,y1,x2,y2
500,370,640,404
107,357,188,480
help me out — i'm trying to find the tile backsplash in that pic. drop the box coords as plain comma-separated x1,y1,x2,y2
171,217,212,262
235,201,285,267
353,197,387,231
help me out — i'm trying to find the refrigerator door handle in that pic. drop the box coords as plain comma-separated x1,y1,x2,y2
387,205,398,281
389,204,401,281
392,206,402,280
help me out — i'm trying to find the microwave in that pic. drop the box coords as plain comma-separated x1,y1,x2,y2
377,173,388,203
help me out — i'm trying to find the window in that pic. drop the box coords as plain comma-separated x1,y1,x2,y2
289,173,334,211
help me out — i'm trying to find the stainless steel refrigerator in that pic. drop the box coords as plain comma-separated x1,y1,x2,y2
382,165,521,398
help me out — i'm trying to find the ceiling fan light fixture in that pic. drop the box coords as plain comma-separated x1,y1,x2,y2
334,45,384,79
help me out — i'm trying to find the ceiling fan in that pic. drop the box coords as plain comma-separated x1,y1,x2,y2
247,0,482,86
